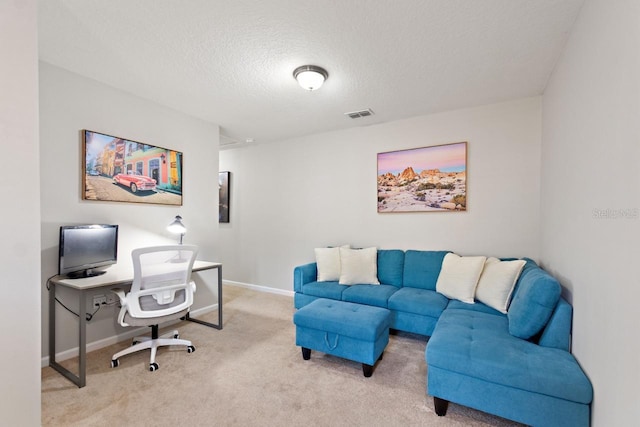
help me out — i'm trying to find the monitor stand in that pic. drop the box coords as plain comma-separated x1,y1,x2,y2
66,269,107,279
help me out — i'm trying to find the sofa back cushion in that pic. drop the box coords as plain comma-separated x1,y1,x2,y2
402,250,450,290
538,298,573,351
314,246,345,282
508,263,562,339
435,253,487,304
377,249,405,287
338,247,380,285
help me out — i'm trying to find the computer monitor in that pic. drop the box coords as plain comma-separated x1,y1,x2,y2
58,224,119,278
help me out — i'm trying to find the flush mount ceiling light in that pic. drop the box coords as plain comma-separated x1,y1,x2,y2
293,65,329,91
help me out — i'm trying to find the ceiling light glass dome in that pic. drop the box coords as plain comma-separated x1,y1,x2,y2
293,65,329,91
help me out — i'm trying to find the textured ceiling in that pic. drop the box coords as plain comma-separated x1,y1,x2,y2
38,0,584,147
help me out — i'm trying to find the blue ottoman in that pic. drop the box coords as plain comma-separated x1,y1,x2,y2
293,298,391,377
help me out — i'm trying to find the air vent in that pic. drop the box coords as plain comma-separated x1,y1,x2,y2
344,109,374,119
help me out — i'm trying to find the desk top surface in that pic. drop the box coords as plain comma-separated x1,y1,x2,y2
51,260,221,290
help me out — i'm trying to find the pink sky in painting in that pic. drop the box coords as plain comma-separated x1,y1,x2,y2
377,142,466,175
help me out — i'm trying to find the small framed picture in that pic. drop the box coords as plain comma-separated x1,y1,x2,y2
219,171,230,223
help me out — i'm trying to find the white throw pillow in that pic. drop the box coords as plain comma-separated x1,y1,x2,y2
475,257,526,313
315,245,349,282
435,253,487,303
338,247,380,285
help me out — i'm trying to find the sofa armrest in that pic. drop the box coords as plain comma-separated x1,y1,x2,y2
294,263,317,293
538,297,572,351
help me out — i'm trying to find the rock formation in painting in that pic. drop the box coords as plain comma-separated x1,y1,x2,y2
398,167,418,183
377,168,466,212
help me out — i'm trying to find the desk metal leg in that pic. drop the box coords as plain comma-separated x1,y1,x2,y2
185,266,223,330
78,289,87,386
49,285,87,388
48,282,56,368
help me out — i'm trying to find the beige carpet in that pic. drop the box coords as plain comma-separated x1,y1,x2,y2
42,285,522,426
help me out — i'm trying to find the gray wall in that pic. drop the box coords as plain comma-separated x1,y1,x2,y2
541,0,640,424
219,97,543,291
0,0,41,424
39,62,221,360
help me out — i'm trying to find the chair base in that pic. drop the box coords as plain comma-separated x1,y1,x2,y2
111,324,194,371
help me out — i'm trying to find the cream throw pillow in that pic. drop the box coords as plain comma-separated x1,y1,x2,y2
475,257,526,313
435,253,486,303
338,247,380,285
315,245,349,282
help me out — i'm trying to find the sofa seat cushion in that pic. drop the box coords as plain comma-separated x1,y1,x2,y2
426,309,593,404
302,281,349,300
342,284,398,308
446,299,505,317
388,287,448,318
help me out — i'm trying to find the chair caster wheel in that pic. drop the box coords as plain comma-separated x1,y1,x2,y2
187,345,196,353
110,359,119,368
149,362,159,371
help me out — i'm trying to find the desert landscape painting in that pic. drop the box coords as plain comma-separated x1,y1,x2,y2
377,142,467,213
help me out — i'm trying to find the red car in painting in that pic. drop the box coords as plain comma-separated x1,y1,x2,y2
113,172,156,193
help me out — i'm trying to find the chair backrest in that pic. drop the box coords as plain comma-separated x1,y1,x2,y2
125,245,199,319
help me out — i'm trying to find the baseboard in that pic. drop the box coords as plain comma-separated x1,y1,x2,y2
41,303,219,368
41,282,291,368
223,280,294,297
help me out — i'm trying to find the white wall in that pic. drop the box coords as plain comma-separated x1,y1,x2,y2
0,0,41,424
541,0,640,425
220,97,542,291
39,62,220,358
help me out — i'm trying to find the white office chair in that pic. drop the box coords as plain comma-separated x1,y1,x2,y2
110,244,199,371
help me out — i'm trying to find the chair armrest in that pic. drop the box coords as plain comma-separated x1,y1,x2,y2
111,288,127,305
111,288,128,326
294,263,317,293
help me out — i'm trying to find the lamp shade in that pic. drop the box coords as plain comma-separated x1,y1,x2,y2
167,215,186,234
293,65,328,91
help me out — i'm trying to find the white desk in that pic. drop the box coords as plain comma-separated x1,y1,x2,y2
48,260,222,388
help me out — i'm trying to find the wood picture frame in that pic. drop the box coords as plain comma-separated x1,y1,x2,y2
219,171,230,223
377,141,467,213
82,130,183,206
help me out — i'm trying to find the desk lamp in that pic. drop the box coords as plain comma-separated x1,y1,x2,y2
167,215,186,244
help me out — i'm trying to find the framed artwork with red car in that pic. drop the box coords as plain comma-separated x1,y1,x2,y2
82,129,183,206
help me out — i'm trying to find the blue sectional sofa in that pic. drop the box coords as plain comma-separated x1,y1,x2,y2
293,249,593,426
